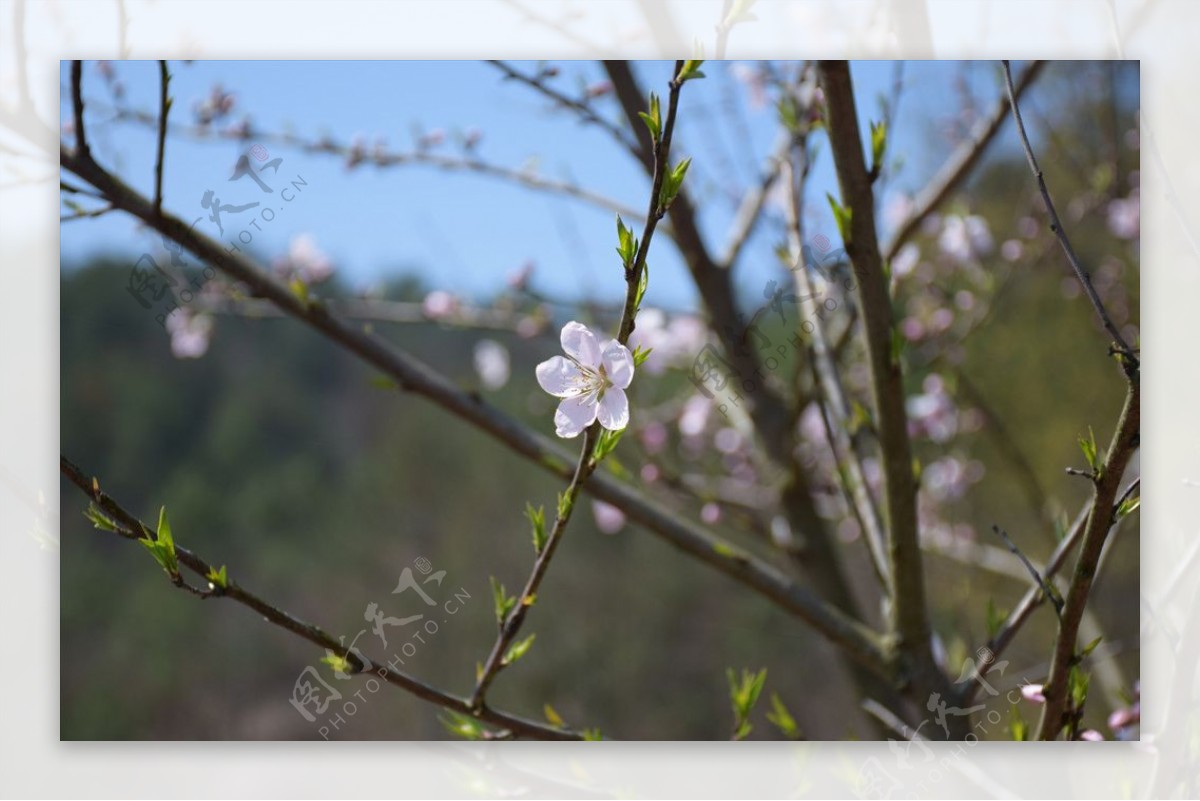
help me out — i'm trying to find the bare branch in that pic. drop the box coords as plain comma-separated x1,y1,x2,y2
488,60,640,158
882,61,1044,262
1001,60,1137,365
718,128,791,269
70,60,89,157
153,61,170,216
60,455,579,740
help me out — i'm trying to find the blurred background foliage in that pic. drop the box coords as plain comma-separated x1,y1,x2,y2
60,60,1138,740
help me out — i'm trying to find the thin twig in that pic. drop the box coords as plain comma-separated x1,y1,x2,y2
487,60,640,159
991,525,1063,618
153,60,170,216
718,128,792,269
1001,60,1137,366
60,455,580,740
471,62,690,710
784,154,890,593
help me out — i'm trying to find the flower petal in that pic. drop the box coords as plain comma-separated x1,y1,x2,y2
554,395,597,438
596,387,629,431
600,339,635,389
536,356,583,397
560,321,601,368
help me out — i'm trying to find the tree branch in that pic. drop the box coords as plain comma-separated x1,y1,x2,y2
881,60,1044,263
818,60,944,711
472,63,691,709
60,455,579,740
1036,379,1140,739
153,60,170,216
70,60,90,158
1001,60,1137,366
60,140,890,680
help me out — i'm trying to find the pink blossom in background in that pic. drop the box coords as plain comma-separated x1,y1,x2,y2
422,290,460,320
592,500,626,535
164,309,214,359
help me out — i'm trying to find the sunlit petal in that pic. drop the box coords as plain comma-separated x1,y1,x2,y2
560,320,601,368
536,356,583,397
596,387,629,431
600,339,635,389
554,394,598,438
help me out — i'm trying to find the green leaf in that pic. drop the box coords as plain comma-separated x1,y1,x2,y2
369,375,398,390
490,576,517,626
615,215,638,268
502,633,536,666
659,158,692,211
321,652,352,675
556,490,573,520
84,503,118,532
776,96,799,133
543,703,565,728
206,564,228,589
727,667,768,740
525,503,548,554
633,260,650,311
677,59,705,83
985,598,1006,640
1080,635,1103,659
1009,704,1028,741
1078,426,1100,473
1068,664,1090,708
289,277,310,307
1115,495,1140,519
869,120,888,174
765,693,801,740
637,92,662,141
441,710,487,740
582,727,603,741
826,193,852,242
139,506,179,576
632,345,653,367
592,428,625,462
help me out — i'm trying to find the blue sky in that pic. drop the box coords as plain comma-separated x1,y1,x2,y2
60,60,1028,309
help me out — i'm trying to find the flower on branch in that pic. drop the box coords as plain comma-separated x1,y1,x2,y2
536,321,634,438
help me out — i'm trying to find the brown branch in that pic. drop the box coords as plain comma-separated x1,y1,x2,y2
60,455,580,740
1001,60,1137,365
153,61,170,216
1036,380,1140,739
70,60,89,157
818,61,946,716
784,153,889,593
60,142,890,680
881,60,1044,263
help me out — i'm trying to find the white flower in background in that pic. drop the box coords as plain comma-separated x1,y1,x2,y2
164,309,214,359
1106,189,1140,240
938,214,994,263
473,339,510,390
536,321,634,438
275,233,335,284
